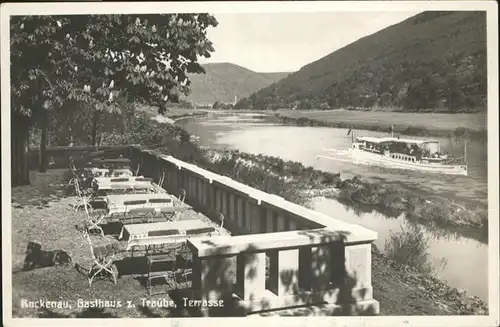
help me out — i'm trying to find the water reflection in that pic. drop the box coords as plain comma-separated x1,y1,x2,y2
332,195,472,243
179,117,487,211
313,196,488,302
177,114,489,302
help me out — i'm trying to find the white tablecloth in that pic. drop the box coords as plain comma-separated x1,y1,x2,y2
119,220,213,250
105,193,174,207
96,181,154,191
87,168,134,177
108,204,185,216
121,219,210,238
94,176,145,185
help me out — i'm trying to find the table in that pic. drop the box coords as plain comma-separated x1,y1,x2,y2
94,175,146,186
105,193,174,207
107,202,182,216
105,193,186,219
86,168,109,177
95,180,154,192
111,169,134,177
119,220,215,250
113,207,188,225
86,168,134,178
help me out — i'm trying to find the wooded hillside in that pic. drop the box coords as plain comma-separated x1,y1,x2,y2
235,11,487,112
184,63,290,104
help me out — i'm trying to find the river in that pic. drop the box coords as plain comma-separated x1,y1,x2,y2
177,113,488,302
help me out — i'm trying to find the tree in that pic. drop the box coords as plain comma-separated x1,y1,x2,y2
10,14,218,185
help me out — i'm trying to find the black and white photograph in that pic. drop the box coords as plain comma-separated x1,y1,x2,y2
2,1,499,325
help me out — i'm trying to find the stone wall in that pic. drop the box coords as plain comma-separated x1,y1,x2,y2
128,146,380,316
30,145,379,316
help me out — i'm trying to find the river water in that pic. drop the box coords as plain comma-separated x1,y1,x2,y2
177,113,488,302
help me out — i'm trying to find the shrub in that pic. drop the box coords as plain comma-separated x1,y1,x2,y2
385,222,448,276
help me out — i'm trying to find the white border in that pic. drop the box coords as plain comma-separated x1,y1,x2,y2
1,2,498,327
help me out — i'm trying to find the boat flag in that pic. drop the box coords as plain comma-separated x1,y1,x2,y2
347,129,352,135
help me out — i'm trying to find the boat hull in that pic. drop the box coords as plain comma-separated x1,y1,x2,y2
347,148,468,176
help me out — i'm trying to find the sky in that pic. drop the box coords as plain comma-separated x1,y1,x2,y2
199,11,423,73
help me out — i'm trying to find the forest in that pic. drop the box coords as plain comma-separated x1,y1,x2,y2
235,11,487,112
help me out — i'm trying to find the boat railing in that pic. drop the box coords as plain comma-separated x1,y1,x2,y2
360,146,382,154
390,152,418,163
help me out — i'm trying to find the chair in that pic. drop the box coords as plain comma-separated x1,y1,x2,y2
178,189,186,203
174,247,193,286
72,179,93,212
123,200,147,213
214,212,225,236
82,229,121,286
113,169,133,178
186,227,217,236
145,242,184,295
110,177,129,183
156,172,166,193
83,203,106,237
110,184,133,194
123,207,158,224
148,198,171,204
68,163,78,185
135,177,154,182
94,170,107,178
179,268,192,284
156,206,184,221
147,229,180,237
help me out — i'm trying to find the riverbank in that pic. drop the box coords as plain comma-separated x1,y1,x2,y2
130,111,488,243
200,148,487,243
259,109,487,140
83,110,488,314
11,170,487,317
131,111,487,243
140,123,488,314
136,105,209,124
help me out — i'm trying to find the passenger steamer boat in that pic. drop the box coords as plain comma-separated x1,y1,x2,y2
344,128,468,176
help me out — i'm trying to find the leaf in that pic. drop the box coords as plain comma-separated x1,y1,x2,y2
12,13,219,135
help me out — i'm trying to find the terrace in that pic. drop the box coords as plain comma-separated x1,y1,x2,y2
11,145,379,317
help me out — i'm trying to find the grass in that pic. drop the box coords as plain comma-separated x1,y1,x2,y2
271,109,487,139
10,170,487,317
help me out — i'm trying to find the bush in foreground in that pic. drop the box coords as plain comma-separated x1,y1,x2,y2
384,222,448,276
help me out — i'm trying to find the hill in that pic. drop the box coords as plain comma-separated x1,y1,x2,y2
235,11,487,112
183,63,290,104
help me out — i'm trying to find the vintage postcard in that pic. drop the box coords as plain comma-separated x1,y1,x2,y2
1,1,498,326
